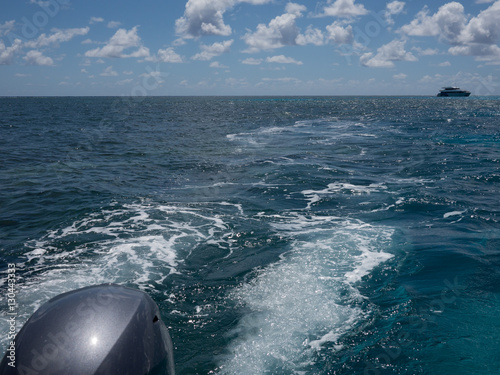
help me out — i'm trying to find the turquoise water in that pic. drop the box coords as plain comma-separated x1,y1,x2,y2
1,97,499,374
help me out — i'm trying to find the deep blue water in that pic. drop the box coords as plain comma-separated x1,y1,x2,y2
1,96,500,374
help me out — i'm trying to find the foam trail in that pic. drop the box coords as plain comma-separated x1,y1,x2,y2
302,182,387,209
0,201,238,348
218,217,394,374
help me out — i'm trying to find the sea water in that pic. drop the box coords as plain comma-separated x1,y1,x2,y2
1,96,499,374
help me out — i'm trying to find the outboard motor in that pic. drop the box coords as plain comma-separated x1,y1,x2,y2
0,284,175,375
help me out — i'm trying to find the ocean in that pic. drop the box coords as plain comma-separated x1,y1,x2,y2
1,96,499,374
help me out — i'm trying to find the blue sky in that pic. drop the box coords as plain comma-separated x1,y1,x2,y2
1,0,499,95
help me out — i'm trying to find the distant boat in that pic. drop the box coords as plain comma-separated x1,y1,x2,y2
437,87,471,97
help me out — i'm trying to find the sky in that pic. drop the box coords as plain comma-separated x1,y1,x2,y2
1,0,499,96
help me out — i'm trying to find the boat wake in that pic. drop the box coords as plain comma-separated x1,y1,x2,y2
217,213,394,374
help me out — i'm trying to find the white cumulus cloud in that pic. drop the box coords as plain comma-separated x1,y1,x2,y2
90,17,104,24
25,27,89,48
192,40,234,60
285,2,306,16
100,65,118,76
1,27,88,65
242,57,263,65
0,20,15,37
400,2,467,43
449,43,500,59
157,47,183,63
360,39,417,68
210,61,229,68
266,55,303,64
242,3,305,52
23,50,54,66
0,39,23,65
85,26,149,59
400,1,500,61
243,2,358,51
325,21,354,44
412,46,439,56
320,0,368,17
176,0,272,38
296,26,325,46
107,21,121,29
385,1,405,25
458,1,500,45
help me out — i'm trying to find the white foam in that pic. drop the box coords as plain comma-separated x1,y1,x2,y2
443,210,465,219
226,118,370,153
218,217,394,374
0,201,239,347
302,182,386,209
220,255,361,374
344,249,393,283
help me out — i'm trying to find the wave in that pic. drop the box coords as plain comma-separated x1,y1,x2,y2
217,213,394,374
0,200,240,347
